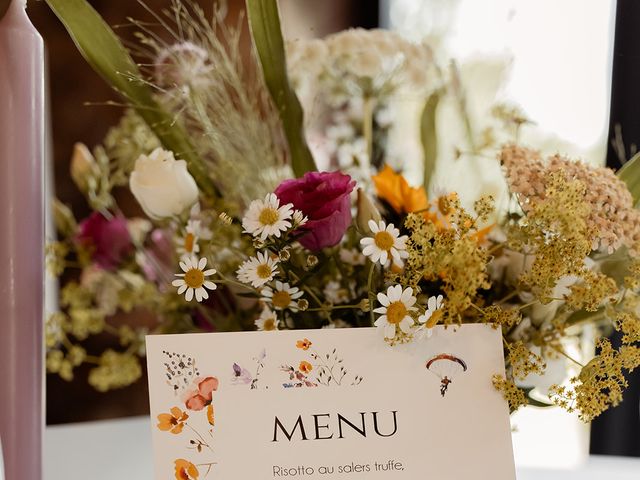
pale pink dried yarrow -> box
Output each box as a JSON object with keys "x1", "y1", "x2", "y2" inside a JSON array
[{"x1": 500, "y1": 144, "x2": 640, "y2": 253}]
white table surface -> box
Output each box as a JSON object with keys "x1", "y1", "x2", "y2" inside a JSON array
[{"x1": 44, "y1": 416, "x2": 640, "y2": 479}]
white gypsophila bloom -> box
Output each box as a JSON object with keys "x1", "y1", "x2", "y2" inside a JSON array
[
  {"x1": 242, "y1": 193, "x2": 294, "y2": 241},
  {"x1": 261, "y1": 281, "x2": 303, "y2": 312},
  {"x1": 172, "y1": 256, "x2": 217, "y2": 302},
  {"x1": 254, "y1": 306, "x2": 280, "y2": 331},
  {"x1": 339, "y1": 248, "x2": 367, "y2": 266},
  {"x1": 360, "y1": 220, "x2": 409, "y2": 267},
  {"x1": 373, "y1": 285, "x2": 417, "y2": 340},
  {"x1": 237, "y1": 251, "x2": 279, "y2": 288},
  {"x1": 129, "y1": 148, "x2": 199, "y2": 220},
  {"x1": 323, "y1": 281, "x2": 351, "y2": 305}
]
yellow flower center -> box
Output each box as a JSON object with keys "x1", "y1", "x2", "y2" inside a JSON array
[
  {"x1": 263, "y1": 317, "x2": 276, "y2": 331},
  {"x1": 386, "y1": 301, "x2": 407, "y2": 324},
  {"x1": 259, "y1": 207, "x2": 279, "y2": 226},
  {"x1": 425, "y1": 309, "x2": 443, "y2": 328},
  {"x1": 183, "y1": 232, "x2": 195, "y2": 253},
  {"x1": 374, "y1": 231, "x2": 394, "y2": 251},
  {"x1": 272, "y1": 290, "x2": 292, "y2": 309},
  {"x1": 184, "y1": 268, "x2": 205, "y2": 289},
  {"x1": 256, "y1": 263, "x2": 273, "y2": 279}
]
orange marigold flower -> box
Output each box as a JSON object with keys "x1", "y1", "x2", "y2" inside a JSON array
[
  {"x1": 207, "y1": 404, "x2": 215, "y2": 426},
  {"x1": 174, "y1": 459, "x2": 199, "y2": 480},
  {"x1": 373, "y1": 165, "x2": 428, "y2": 214},
  {"x1": 299, "y1": 361, "x2": 313, "y2": 374},
  {"x1": 296, "y1": 338, "x2": 312, "y2": 350},
  {"x1": 157, "y1": 407, "x2": 189, "y2": 434}
]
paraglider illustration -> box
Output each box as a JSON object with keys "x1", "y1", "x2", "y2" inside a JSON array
[{"x1": 425, "y1": 353, "x2": 468, "y2": 397}]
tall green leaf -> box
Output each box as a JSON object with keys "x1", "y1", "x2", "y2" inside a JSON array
[
  {"x1": 421, "y1": 91, "x2": 441, "y2": 192},
  {"x1": 617, "y1": 151, "x2": 640, "y2": 208},
  {"x1": 44, "y1": 0, "x2": 218, "y2": 198},
  {"x1": 246, "y1": 0, "x2": 317, "y2": 177}
]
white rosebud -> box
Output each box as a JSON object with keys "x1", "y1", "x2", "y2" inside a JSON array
[{"x1": 129, "y1": 148, "x2": 199, "y2": 219}]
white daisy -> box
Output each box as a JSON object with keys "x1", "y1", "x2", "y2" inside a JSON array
[
  {"x1": 373, "y1": 285, "x2": 417, "y2": 339},
  {"x1": 418, "y1": 294, "x2": 444, "y2": 326},
  {"x1": 254, "y1": 306, "x2": 280, "y2": 331},
  {"x1": 172, "y1": 256, "x2": 217, "y2": 302},
  {"x1": 242, "y1": 193, "x2": 294, "y2": 240},
  {"x1": 360, "y1": 220, "x2": 409, "y2": 267},
  {"x1": 261, "y1": 281, "x2": 304, "y2": 311},
  {"x1": 176, "y1": 223, "x2": 200, "y2": 259},
  {"x1": 237, "y1": 251, "x2": 279, "y2": 288}
]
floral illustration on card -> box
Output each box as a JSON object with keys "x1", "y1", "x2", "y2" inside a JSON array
[
  {"x1": 158, "y1": 351, "x2": 217, "y2": 478},
  {"x1": 230, "y1": 348, "x2": 266, "y2": 389},
  {"x1": 281, "y1": 338, "x2": 363, "y2": 388},
  {"x1": 425, "y1": 353, "x2": 468, "y2": 397}
]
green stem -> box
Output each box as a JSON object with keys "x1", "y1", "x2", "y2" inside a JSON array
[
  {"x1": 367, "y1": 263, "x2": 377, "y2": 326},
  {"x1": 245, "y1": 0, "x2": 317, "y2": 177},
  {"x1": 363, "y1": 95, "x2": 375, "y2": 163}
]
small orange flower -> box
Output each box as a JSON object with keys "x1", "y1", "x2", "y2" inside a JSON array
[
  {"x1": 174, "y1": 459, "x2": 199, "y2": 480},
  {"x1": 206, "y1": 404, "x2": 215, "y2": 426},
  {"x1": 299, "y1": 361, "x2": 313, "y2": 374},
  {"x1": 157, "y1": 407, "x2": 189, "y2": 434},
  {"x1": 471, "y1": 223, "x2": 495, "y2": 244},
  {"x1": 373, "y1": 165, "x2": 428, "y2": 214},
  {"x1": 296, "y1": 338, "x2": 312, "y2": 350}
]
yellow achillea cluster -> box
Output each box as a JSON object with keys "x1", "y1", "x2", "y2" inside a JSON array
[
  {"x1": 506, "y1": 341, "x2": 546, "y2": 380},
  {"x1": 549, "y1": 339, "x2": 640, "y2": 421},
  {"x1": 566, "y1": 270, "x2": 618, "y2": 312},
  {"x1": 88, "y1": 349, "x2": 143, "y2": 392},
  {"x1": 400, "y1": 196, "x2": 491, "y2": 325},
  {"x1": 510, "y1": 171, "x2": 593, "y2": 303},
  {"x1": 492, "y1": 374, "x2": 528, "y2": 413},
  {"x1": 484, "y1": 305, "x2": 521, "y2": 329}
]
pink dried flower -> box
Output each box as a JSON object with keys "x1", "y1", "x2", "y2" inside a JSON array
[
  {"x1": 76, "y1": 213, "x2": 133, "y2": 270},
  {"x1": 500, "y1": 145, "x2": 640, "y2": 253}
]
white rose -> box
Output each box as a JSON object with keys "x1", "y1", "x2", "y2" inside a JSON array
[{"x1": 129, "y1": 148, "x2": 199, "y2": 219}]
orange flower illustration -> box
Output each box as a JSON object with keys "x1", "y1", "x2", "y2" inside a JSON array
[
  {"x1": 296, "y1": 338, "x2": 312, "y2": 350},
  {"x1": 373, "y1": 165, "x2": 428, "y2": 214},
  {"x1": 174, "y1": 459, "x2": 199, "y2": 480},
  {"x1": 184, "y1": 376, "x2": 219, "y2": 411},
  {"x1": 206, "y1": 404, "x2": 215, "y2": 426},
  {"x1": 157, "y1": 407, "x2": 189, "y2": 434},
  {"x1": 299, "y1": 361, "x2": 313, "y2": 374}
]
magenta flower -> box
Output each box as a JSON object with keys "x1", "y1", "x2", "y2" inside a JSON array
[
  {"x1": 275, "y1": 171, "x2": 356, "y2": 251},
  {"x1": 76, "y1": 212, "x2": 133, "y2": 270}
]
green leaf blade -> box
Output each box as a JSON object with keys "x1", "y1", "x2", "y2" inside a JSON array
[
  {"x1": 246, "y1": 0, "x2": 317, "y2": 177},
  {"x1": 617, "y1": 151, "x2": 640, "y2": 208},
  {"x1": 421, "y1": 91, "x2": 441, "y2": 192}
]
